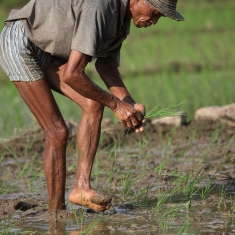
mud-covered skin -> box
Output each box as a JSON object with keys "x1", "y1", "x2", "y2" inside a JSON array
[{"x1": 68, "y1": 188, "x2": 112, "y2": 212}]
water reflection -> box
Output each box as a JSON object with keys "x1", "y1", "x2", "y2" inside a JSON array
[
  {"x1": 49, "y1": 220, "x2": 66, "y2": 235},
  {"x1": 48, "y1": 219, "x2": 108, "y2": 235}
]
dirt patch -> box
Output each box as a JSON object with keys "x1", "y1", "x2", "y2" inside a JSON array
[{"x1": 1, "y1": 119, "x2": 235, "y2": 234}]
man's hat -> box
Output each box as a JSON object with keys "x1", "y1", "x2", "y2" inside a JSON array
[{"x1": 145, "y1": 0, "x2": 184, "y2": 21}]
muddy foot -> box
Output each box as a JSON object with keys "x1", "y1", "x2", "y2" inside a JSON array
[{"x1": 68, "y1": 188, "x2": 112, "y2": 212}]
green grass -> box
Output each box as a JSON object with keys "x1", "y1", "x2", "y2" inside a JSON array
[
  {"x1": 2, "y1": 69, "x2": 234, "y2": 139},
  {"x1": 1, "y1": 0, "x2": 235, "y2": 139}
]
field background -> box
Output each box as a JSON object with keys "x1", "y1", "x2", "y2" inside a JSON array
[{"x1": 0, "y1": 0, "x2": 235, "y2": 140}]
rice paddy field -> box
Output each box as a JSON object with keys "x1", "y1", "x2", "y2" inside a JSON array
[{"x1": 1, "y1": 0, "x2": 235, "y2": 234}]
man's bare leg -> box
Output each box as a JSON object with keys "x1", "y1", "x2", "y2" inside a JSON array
[
  {"x1": 68, "y1": 101, "x2": 112, "y2": 212},
  {"x1": 14, "y1": 79, "x2": 68, "y2": 210},
  {"x1": 45, "y1": 64, "x2": 112, "y2": 212}
]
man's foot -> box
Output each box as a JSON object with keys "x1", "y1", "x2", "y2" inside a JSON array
[{"x1": 68, "y1": 188, "x2": 112, "y2": 212}]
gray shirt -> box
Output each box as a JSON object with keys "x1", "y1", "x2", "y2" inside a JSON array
[{"x1": 5, "y1": 0, "x2": 130, "y2": 67}]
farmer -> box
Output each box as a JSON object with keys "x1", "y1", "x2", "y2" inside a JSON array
[{"x1": 0, "y1": 0, "x2": 184, "y2": 212}]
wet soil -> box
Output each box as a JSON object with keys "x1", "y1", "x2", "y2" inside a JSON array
[{"x1": 1, "y1": 119, "x2": 235, "y2": 234}]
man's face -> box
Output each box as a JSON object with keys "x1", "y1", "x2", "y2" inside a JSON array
[{"x1": 131, "y1": 0, "x2": 164, "y2": 28}]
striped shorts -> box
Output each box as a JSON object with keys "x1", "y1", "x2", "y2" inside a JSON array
[{"x1": 0, "y1": 20, "x2": 67, "y2": 82}]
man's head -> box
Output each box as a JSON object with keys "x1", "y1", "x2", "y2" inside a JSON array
[{"x1": 128, "y1": 0, "x2": 184, "y2": 28}]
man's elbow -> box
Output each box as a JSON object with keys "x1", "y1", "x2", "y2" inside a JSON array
[
  {"x1": 62, "y1": 72, "x2": 80, "y2": 87},
  {"x1": 61, "y1": 72, "x2": 72, "y2": 86}
]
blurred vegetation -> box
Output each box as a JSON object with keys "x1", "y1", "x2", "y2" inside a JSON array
[
  {"x1": 0, "y1": 0, "x2": 235, "y2": 139},
  {"x1": 0, "y1": 0, "x2": 29, "y2": 9}
]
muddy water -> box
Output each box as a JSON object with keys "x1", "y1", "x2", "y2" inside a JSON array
[
  {"x1": 1, "y1": 120, "x2": 235, "y2": 234},
  {"x1": 3, "y1": 188, "x2": 235, "y2": 234}
]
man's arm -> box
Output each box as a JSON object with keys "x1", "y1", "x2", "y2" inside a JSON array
[
  {"x1": 62, "y1": 50, "x2": 144, "y2": 130},
  {"x1": 95, "y1": 58, "x2": 146, "y2": 132},
  {"x1": 63, "y1": 50, "x2": 118, "y2": 110},
  {"x1": 95, "y1": 58, "x2": 135, "y2": 104}
]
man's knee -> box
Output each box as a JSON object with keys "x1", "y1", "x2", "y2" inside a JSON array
[
  {"x1": 82, "y1": 99, "x2": 104, "y2": 118},
  {"x1": 45, "y1": 118, "x2": 69, "y2": 146}
]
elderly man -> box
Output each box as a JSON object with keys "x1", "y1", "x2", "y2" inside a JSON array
[{"x1": 0, "y1": 0, "x2": 184, "y2": 212}]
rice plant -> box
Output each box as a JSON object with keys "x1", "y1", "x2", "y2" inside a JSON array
[
  {"x1": 177, "y1": 216, "x2": 192, "y2": 235},
  {"x1": 0, "y1": 218, "x2": 18, "y2": 235},
  {"x1": 218, "y1": 185, "x2": 228, "y2": 210},
  {"x1": 131, "y1": 184, "x2": 158, "y2": 207},
  {"x1": 120, "y1": 169, "x2": 136, "y2": 200},
  {"x1": 200, "y1": 175, "x2": 216, "y2": 200},
  {"x1": 108, "y1": 145, "x2": 117, "y2": 186},
  {"x1": 145, "y1": 102, "x2": 185, "y2": 119},
  {"x1": 154, "y1": 186, "x2": 179, "y2": 214}
]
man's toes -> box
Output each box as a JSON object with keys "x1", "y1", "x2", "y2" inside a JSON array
[{"x1": 90, "y1": 195, "x2": 112, "y2": 206}]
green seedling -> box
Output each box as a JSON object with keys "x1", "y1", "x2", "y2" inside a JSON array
[
  {"x1": 161, "y1": 143, "x2": 172, "y2": 160},
  {"x1": 189, "y1": 127, "x2": 198, "y2": 143},
  {"x1": 92, "y1": 156, "x2": 105, "y2": 186},
  {"x1": 72, "y1": 205, "x2": 85, "y2": 231},
  {"x1": 108, "y1": 145, "x2": 117, "y2": 185},
  {"x1": 209, "y1": 124, "x2": 225, "y2": 145},
  {"x1": 160, "y1": 203, "x2": 184, "y2": 219},
  {"x1": 27, "y1": 169, "x2": 43, "y2": 192},
  {"x1": 24, "y1": 140, "x2": 34, "y2": 157},
  {"x1": 120, "y1": 170, "x2": 136, "y2": 199},
  {"x1": 0, "y1": 219, "x2": 15, "y2": 234},
  {"x1": 0, "y1": 180, "x2": 17, "y2": 195},
  {"x1": 226, "y1": 135, "x2": 235, "y2": 149},
  {"x1": 185, "y1": 169, "x2": 204, "y2": 200},
  {"x1": 155, "y1": 190, "x2": 170, "y2": 213},
  {"x1": 17, "y1": 161, "x2": 30, "y2": 178},
  {"x1": 174, "y1": 145, "x2": 191, "y2": 160},
  {"x1": 137, "y1": 140, "x2": 143, "y2": 157},
  {"x1": 71, "y1": 205, "x2": 100, "y2": 235},
  {"x1": 82, "y1": 220, "x2": 101, "y2": 235},
  {"x1": 145, "y1": 102, "x2": 185, "y2": 119},
  {"x1": 219, "y1": 135, "x2": 235, "y2": 170},
  {"x1": 66, "y1": 140, "x2": 76, "y2": 154},
  {"x1": 107, "y1": 143, "x2": 117, "y2": 161},
  {"x1": 159, "y1": 127, "x2": 177, "y2": 158},
  {"x1": 68, "y1": 162, "x2": 77, "y2": 172},
  {"x1": 17, "y1": 154, "x2": 36, "y2": 179},
  {"x1": 144, "y1": 148, "x2": 152, "y2": 164},
  {"x1": 200, "y1": 174, "x2": 216, "y2": 200},
  {"x1": 230, "y1": 194, "x2": 235, "y2": 211},
  {"x1": 131, "y1": 184, "x2": 157, "y2": 207},
  {"x1": 154, "y1": 186, "x2": 179, "y2": 213},
  {"x1": 199, "y1": 147, "x2": 211, "y2": 164},
  {"x1": 159, "y1": 220, "x2": 169, "y2": 234},
  {"x1": 3, "y1": 144, "x2": 21, "y2": 171},
  {"x1": 154, "y1": 160, "x2": 167, "y2": 175},
  {"x1": 0, "y1": 153, "x2": 4, "y2": 165},
  {"x1": 218, "y1": 185, "x2": 228, "y2": 210},
  {"x1": 177, "y1": 216, "x2": 191, "y2": 235},
  {"x1": 157, "y1": 201, "x2": 186, "y2": 234}
]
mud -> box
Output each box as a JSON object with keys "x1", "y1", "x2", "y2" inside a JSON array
[{"x1": 1, "y1": 119, "x2": 235, "y2": 234}]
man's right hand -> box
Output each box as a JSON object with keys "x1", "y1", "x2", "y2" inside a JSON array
[{"x1": 113, "y1": 101, "x2": 144, "y2": 131}]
